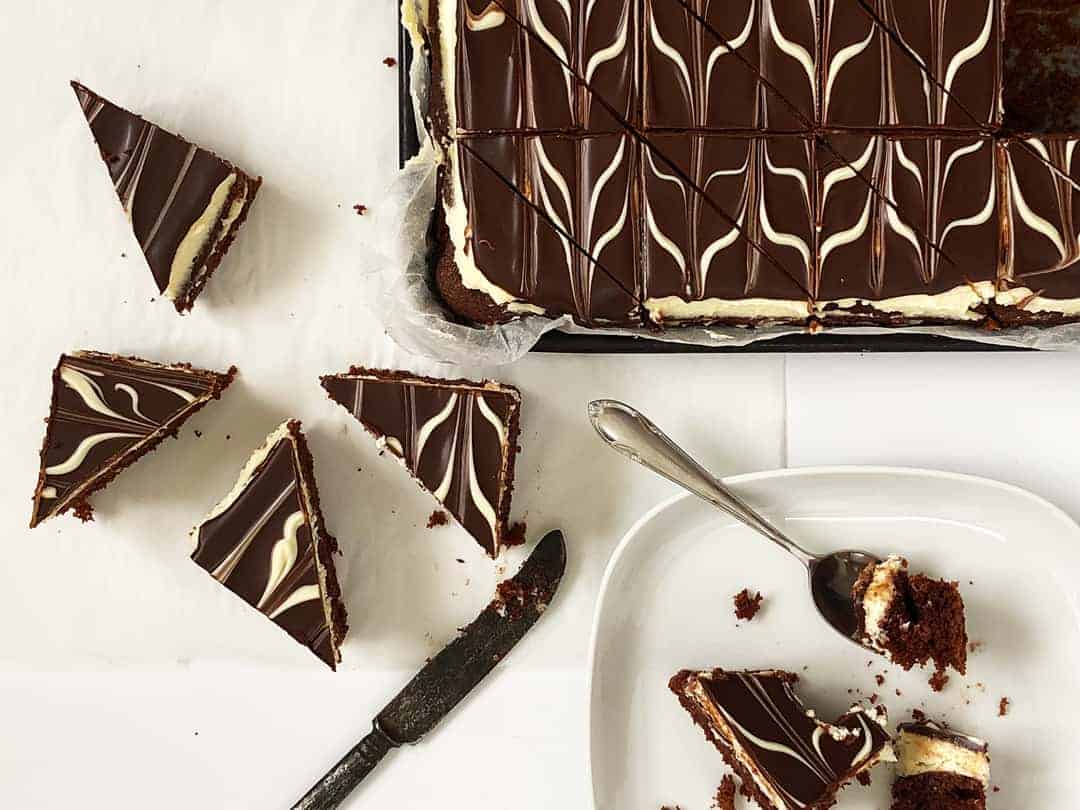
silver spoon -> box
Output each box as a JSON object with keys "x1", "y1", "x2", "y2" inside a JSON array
[{"x1": 588, "y1": 399, "x2": 880, "y2": 646}]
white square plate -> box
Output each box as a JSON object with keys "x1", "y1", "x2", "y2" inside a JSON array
[{"x1": 587, "y1": 467, "x2": 1080, "y2": 809}]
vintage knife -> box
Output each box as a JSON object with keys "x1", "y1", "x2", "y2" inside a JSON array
[{"x1": 291, "y1": 529, "x2": 567, "y2": 810}]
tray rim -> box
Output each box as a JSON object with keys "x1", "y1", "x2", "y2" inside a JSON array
[{"x1": 583, "y1": 464, "x2": 1080, "y2": 808}]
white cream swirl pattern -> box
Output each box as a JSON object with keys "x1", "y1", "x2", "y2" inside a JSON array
[
  {"x1": 321, "y1": 372, "x2": 521, "y2": 557},
  {"x1": 642, "y1": 135, "x2": 813, "y2": 321},
  {"x1": 190, "y1": 424, "x2": 342, "y2": 669},
  {"x1": 32, "y1": 352, "x2": 224, "y2": 527},
  {"x1": 679, "y1": 670, "x2": 892, "y2": 809}
]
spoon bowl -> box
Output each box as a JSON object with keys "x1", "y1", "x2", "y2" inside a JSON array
[{"x1": 588, "y1": 399, "x2": 881, "y2": 648}]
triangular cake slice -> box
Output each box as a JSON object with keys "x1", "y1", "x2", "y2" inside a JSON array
[
  {"x1": 321, "y1": 367, "x2": 522, "y2": 558},
  {"x1": 71, "y1": 81, "x2": 262, "y2": 312},
  {"x1": 670, "y1": 668, "x2": 894, "y2": 810},
  {"x1": 31, "y1": 351, "x2": 236, "y2": 527},
  {"x1": 190, "y1": 421, "x2": 348, "y2": 670}
]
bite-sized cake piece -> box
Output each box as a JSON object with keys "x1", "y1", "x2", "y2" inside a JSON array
[
  {"x1": 891, "y1": 720, "x2": 990, "y2": 810},
  {"x1": 30, "y1": 351, "x2": 235, "y2": 527},
  {"x1": 670, "y1": 668, "x2": 894, "y2": 810},
  {"x1": 72, "y1": 81, "x2": 261, "y2": 312},
  {"x1": 852, "y1": 556, "x2": 968, "y2": 684},
  {"x1": 321, "y1": 368, "x2": 521, "y2": 558},
  {"x1": 995, "y1": 136, "x2": 1080, "y2": 324},
  {"x1": 190, "y1": 421, "x2": 348, "y2": 670},
  {"x1": 1003, "y1": 0, "x2": 1080, "y2": 132}
]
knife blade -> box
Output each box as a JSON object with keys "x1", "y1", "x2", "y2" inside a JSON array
[{"x1": 291, "y1": 529, "x2": 567, "y2": 810}]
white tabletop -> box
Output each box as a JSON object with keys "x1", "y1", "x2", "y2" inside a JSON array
[{"x1": 3, "y1": 2, "x2": 1079, "y2": 808}]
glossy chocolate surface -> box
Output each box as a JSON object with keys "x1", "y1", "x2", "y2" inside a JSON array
[
  {"x1": 456, "y1": 135, "x2": 641, "y2": 324},
  {"x1": 1001, "y1": 137, "x2": 1080, "y2": 299},
  {"x1": 322, "y1": 369, "x2": 520, "y2": 557},
  {"x1": 643, "y1": 134, "x2": 814, "y2": 302},
  {"x1": 436, "y1": 0, "x2": 1078, "y2": 326},
  {"x1": 674, "y1": 669, "x2": 891, "y2": 808},
  {"x1": 192, "y1": 423, "x2": 341, "y2": 669},
  {"x1": 32, "y1": 352, "x2": 232, "y2": 527},
  {"x1": 817, "y1": 134, "x2": 998, "y2": 301}
]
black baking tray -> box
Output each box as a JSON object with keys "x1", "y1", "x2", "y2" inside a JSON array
[{"x1": 396, "y1": 15, "x2": 1029, "y2": 354}]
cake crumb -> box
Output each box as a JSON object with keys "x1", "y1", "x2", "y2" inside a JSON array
[
  {"x1": 383, "y1": 56, "x2": 397, "y2": 67},
  {"x1": 733, "y1": 589, "x2": 763, "y2": 621},
  {"x1": 353, "y1": 203, "x2": 368, "y2": 216},
  {"x1": 193, "y1": 430, "x2": 202, "y2": 438},
  {"x1": 911, "y1": 708, "x2": 927, "y2": 722},
  {"x1": 998, "y1": 697, "x2": 1010, "y2": 717},
  {"x1": 427, "y1": 510, "x2": 448, "y2": 529},
  {"x1": 929, "y1": 670, "x2": 950, "y2": 692},
  {"x1": 712, "y1": 775, "x2": 737, "y2": 810},
  {"x1": 504, "y1": 520, "x2": 527, "y2": 547},
  {"x1": 875, "y1": 674, "x2": 885, "y2": 686},
  {"x1": 856, "y1": 771, "x2": 872, "y2": 787},
  {"x1": 968, "y1": 640, "x2": 984, "y2": 654}
]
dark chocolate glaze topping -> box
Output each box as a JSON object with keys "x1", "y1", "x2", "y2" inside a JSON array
[
  {"x1": 817, "y1": 133, "x2": 998, "y2": 301},
  {"x1": 31, "y1": 351, "x2": 232, "y2": 527},
  {"x1": 192, "y1": 424, "x2": 340, "y2": 669},
  {"x1": 897, "y1": 720, "x2": 989, "y2": 755},
  {"x1": 72, "y1": 82, "x2": 257, "y2": 311},
  {"x1": 824, "y1": 0, "x2": 1002, "y2": 129},
  {"x1": 321, "y1": 370, "x2": 521, "y2": 557},
  {"x1": 437, "y1": 0, "x2": 1080, "y2": 324},
  {"x1": 680, "y1": 669, "x2": 891, "y2": 807},
  {"x1": 1000, "y1": 136, "x2": 1080, "y2": 298}
]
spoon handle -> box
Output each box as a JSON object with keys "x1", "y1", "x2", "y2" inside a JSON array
[{"x1": 588, "y1": 399, "x2": 814, "y2": 566}]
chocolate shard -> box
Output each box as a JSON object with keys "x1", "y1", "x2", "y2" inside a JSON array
[
  {"x1": 30, "y1": 351, "x2": 236, "y2": 528},
  {"x1": 321, "y1": 368, "x2": 521, "y2": 558},
  {"x1": 891, "y1": 720, "x2": 990, "y2": 810},
  {"x1": 670, "y1": 668, "x2": 894, "y2": 810},
  {"x1": 995, "y1": 135, "x2": 1080, "y2": 323},
  {"x1": 191, "y1": 421, "x2": 348, "y2": 670},
  {"x1": 71, "y1": 81, "x2": 262, "y2": 312}
]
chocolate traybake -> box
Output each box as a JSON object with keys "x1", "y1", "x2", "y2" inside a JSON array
[
  {"x1": 852, "y1": 555, "x2": 968, "y2": 686},
  {"x1": 891, "y1": 720, "x2": 990, "y2": 810},
  {"x1": 321, "y1": 367, "x2": 522, "y2": 558},
  {"x1": 191, "y1": 421, "x2": 348, "y2": 670},
  {"x1": 424, "y1": 0, "x2": 1080, "y2": 330},
  {"x1": 670, "y1": 668, "x2": 893, "y2": 810},
  {"x1": 72, "y1": 82, "x2": 261, "y2": 312},
  {"x1": 30, "y1": 351, "x2": 235, "y2": 527}
]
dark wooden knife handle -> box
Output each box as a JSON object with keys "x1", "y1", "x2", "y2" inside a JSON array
[{"x1": 291, "y1": 723, "x2": 398, "y2": 810}]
